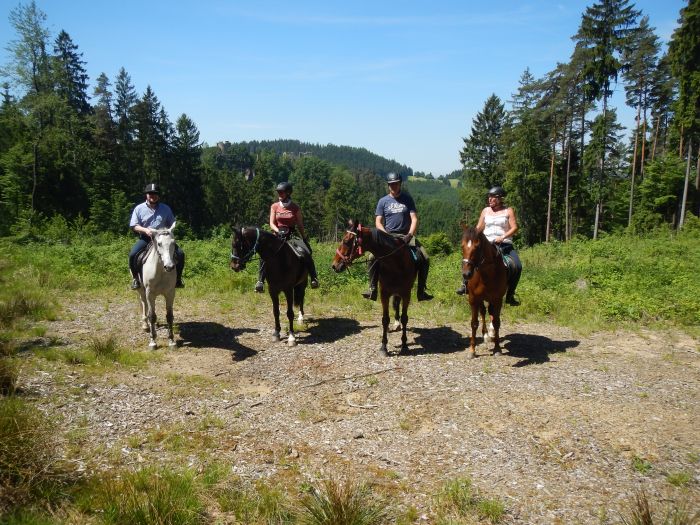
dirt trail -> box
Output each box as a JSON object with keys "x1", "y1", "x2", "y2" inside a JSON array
[{"x1": 26, "y1": 294, "x2": 700, "y2": 524}]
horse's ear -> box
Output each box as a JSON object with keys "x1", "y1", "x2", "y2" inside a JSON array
[
  {"x1": 169, "y1": 221, "x2": 177, "y2": 233},
  {"x1": 459, "y1": 220, "x2": 468, "y2": 230},
  {"x1": 346, "y1": 219, "x2": 355, "y2": 230}
]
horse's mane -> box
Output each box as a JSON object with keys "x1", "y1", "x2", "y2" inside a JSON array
[{"x1": 369, "y1": 228, "x2": 402, "y2": 250}]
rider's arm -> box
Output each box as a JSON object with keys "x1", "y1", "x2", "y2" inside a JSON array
[
  {"x1": 406, "y1": 211, "x2": 418, "y2": 240},
  {"x1": 269, "y1": 205, "x2": 278, "y2": 233},
  {"x1": 132, "y1": 224, "x2": 153, "y2": 237},
  {"x1": 375, "y1": 215, "x2": 386, "y2": 233},
  {"x1": 296, "y1": 209, "x2": 307, "y2": 239},
  {"x1": 476, "y1": 208, "x2": 487, "y2": 233},
  {"x1": 502, "y1": 208, "x2": 519, "y2": 240}
]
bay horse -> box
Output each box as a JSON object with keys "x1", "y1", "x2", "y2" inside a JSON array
[
  {"x1": 332, "y1": 219, "x2": 417, "y2": 356},
  {"x1": 230, "y1": 227, "x2": 307, "y2": 346},
  {"x1": 461, "y1": 225, "x2": 508, "y2": 358},
  {"x1": 136, "y1": 224, "x2": 178, "y2": 348}
]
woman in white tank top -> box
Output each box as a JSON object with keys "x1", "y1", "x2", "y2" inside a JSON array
[{"x1": 456, "y1": 186, "x2": 522, "y2": 305}]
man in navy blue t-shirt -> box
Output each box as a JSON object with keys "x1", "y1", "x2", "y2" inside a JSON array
[{"x1": 362, "y1": 172, "x2": 433, "y2": 301}]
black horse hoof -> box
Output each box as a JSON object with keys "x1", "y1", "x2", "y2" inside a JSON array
[
  {"x1": 378, "y1": 345, "x2": 389, "y2": 357},
  {"x1": 493, "y1": 350, "x2": 502, "y2": 357}
]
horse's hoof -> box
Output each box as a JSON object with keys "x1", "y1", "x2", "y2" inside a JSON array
[
  {"x1": 168, "y1": 340, "x2": 177, "y2": 347},
  {"x1": 493, "y1": 350, "x2": 501, "y2": 357},
  {"x1": 392, "y1": 321, "x2": 401, "y2": 332},
  {"x1": 142, "y1": 324, "x2": 149, "y2": 332},
  {"x1": 400, "y1": 345, "x2": 409, "y2": 355},
  {"x1": 272, "y1": 332, "x2": 281, "y2": 342},
  {"x1": 468, "y1": 351, "x2": 475, "y2": 359},
  {"x1": 148, "y1": 341, "x2": 157, "y2": 349},
  {"x1": 378, "y1": 345, "x2": 389, "y2": 357}
]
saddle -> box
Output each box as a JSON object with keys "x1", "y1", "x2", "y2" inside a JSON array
[
  {"x1": 495, "y1": 244, "x2": 517, "y2": 279},
  {"x1": 286, "y1": 238, "x2": 310, "y2": 259},
  {"x1": 135, "y1": 242, "x2": 180, "y2": 276}
]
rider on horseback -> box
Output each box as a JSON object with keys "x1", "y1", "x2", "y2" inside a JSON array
[
  {"x1": 362, "y1": 172, "x2": 433, "y2": 302},
  {"x1": 457, "y1": 186, "x2": 522, "y2": 305},
  {"x1": 128, "y1": 183, "x2": 185, "y2": 290},
  {"x1": 254, "y1": 181, "x2": 320, "y2": 293}
]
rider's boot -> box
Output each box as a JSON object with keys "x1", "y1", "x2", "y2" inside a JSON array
[
  {"x1": 417, "y1": 260, "x2": 433, "y2": 302},
  {"x1": 255, "y1": 261, "x2": 266, "y2": 293},
  {"x1": 455, "y1": 278, "x2": 467, "y2": 296},
  {"x1": 131, "y1": 277, "x2": 141, "y2": 290}
]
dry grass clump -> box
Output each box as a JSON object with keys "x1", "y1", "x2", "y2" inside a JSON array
[
  {"x1": 619, "y1": 490, "x2": 700, "y2": 525},
  {"x1": 434, "y1": 477, "x2": 506, "y2": 524},
  {"x1": 298, "y1": 477, "x2": 387, "y2": 525}
]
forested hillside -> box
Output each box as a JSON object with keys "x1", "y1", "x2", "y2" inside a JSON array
[{"x1": 0, "y1": 0, "x2": 697, "y2": 245}]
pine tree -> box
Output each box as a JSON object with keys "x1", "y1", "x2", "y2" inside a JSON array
[
  {"x1": 52, "y1": 30, "x2": 90, "y2": 116},
  {"x1": 460, "y1": 94, "x2": 509, "y2": 189}
]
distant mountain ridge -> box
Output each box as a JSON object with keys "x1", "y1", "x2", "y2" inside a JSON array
[{"x1": 224, "y1": 139, "x2": 414, "y2": 179}]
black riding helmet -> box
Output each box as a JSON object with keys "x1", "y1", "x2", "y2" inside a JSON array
[
  {"x1": 386, "y1": 172, "x2": 402, "y2": 184},
  {"x1": 276, "y1": 181, "x2": 293, "y2": 194},
  {"x1": 488, "y1": 186, "x2": 506, "y2": 197},
  {"x1": 144, "y1": 183, "x2": 160, "y2": 194}
]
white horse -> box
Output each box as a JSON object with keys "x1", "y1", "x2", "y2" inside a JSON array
[{"x1": 136, "y1": 224, "x2": 178, "y2": 348}]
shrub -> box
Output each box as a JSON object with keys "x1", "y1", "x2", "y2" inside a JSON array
[{"x1": 423, "y1": 232, "x2": 453, "y2": 256}]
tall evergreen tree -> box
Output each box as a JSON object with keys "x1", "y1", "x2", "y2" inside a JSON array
[
  {"x1": 460, "y1": 94, "x2": 509, "y2": 189},
  {"x1": 170, "y1": 114, "x2": 204, "y2": 233},
  {"x1": 52, "y1": 29, "x2": 90, "y2": 116}
]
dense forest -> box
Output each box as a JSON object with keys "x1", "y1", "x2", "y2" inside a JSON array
[{"x1": 0, "y1": 0, "x2": 698, "y2": 245}]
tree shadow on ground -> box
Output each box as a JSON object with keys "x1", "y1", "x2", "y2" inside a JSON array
[
  {"x1": 177, "y1": 322, "x2": 258, "y2": 361},
  {"x1": 503, "y1": 333, "x2": 580, "y2": 366},
  {"x1": 302, "y1": 317, "x2": 363, "y2": 344},
  {"x1": 402, "y1": 326, "x2": 466, "y2": 356}
]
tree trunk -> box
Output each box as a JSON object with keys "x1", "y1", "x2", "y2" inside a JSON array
[
  {"x1": 679, "y1": 140, "x2": 692, "y2": 230},
  {"x1": 628, "y1": 103, "x2": 641, "y2": 227},
  {"x1": 651, "y1": 113, "x2": 660, "y2": 162},
  {"x1": 546, "y1": 124, "x2": 557, "y2": 243}
]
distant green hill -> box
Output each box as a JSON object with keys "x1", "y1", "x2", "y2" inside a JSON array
[{"x1": 228, "y1": 139, "x2": 413, "y2": 179}]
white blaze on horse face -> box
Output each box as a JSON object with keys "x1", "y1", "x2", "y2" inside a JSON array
[
  {"x1": 467, "y1": 240, "x2": 472, "y2": 248},
  {"x1": 158, "y1": 231, "x2": 177, "y2": 271}
]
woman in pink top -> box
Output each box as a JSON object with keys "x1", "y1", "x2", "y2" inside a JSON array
[
  {"x1": 255, "y1": 182, "x2": 319, "y2": 292},
  {"x1": 457, "y1": 186, "x2": 522, "y2": 305}
]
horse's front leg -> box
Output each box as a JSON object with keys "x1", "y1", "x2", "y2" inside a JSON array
[
  {"x1": 392, "y1": 295, "x2": 401, "y2": 331},
  {"x1": 284, "y1": 290, "x2": 296, "y2": 347},
  {"x1": 481, "y1": 303, "x2": 491, "y2": 342},
  {"x1": 147, "y1": 291, "x2": 158, "y2": 348},
  {"x1": 138, "y1": 289, "x2": 149, "y2": 331},
  {"x1": 379, "y1": 291, "x2": 390, "y2": 357},
  {"x1": 271, "y1": 293, "x2": 281, "y2": 342},
  {"x1": 165, "y1": 289, "x2": 176, "y2": 347},
  {"x1": 399, "y1": 296, "x2": 410, "y2": 355},
  {"x1": 468, "y1": 300, "x2": 480, "y2": 359},
  {"x1": 490, "y1": 302, "x2": 502, "y2": 356}
]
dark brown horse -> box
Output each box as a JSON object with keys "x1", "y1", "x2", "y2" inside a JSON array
[
  {"x1": 332, "y1": 219, "x2": 417, "y2": 356},
  {"x1": 461, "y1": 225, "x2": 509, "y2": 358},
  {"x1": 230, "y1": 227, "x2": 307, "y2": 346}
]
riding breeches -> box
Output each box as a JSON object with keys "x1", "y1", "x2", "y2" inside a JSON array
[{"x1": 129, "y1": 238, "x2": 185, "y2": 281}]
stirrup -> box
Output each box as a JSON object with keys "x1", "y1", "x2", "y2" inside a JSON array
[
  {"x1": 254, "y1": 281, "x2": 264, "y2": 293},
  {"x1": 176, "y1": 280, "x2": 185, "y2": 289},
  {"x1": 362, "y1": 288, "x2": 377, "y2": 301},
  {"x1": 455, "y1": 284, "x2": 466, "y2": 295},
  {"x1": 310, "y1": 278, "x2": 319, "y2": 289},
  {"x1": 417, "y1": 290, "x2": 433, "y2": 302},
  {"x1": 131, "y1": 278, "x2": 141, "y2": 290}
]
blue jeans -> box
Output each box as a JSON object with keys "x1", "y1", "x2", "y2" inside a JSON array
[{"x1": 129, "y1": 236, "x2": 185, "y2": 282}]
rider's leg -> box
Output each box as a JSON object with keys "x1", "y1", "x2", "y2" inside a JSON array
[
  {"x1": 456, "y1": 277, "x2": 467, "y2": 295},
  {"x1": 128, "y1": 239, "x2": 149, "y2": 289},
  {"x1": 416, "y1": 245, "x2": 433, "y2": 301},
  {"x1": 306, "y1": 254, "x2": 319, "y2": 288},
  {"x1": 255, "y1": 260, "x2": 266, "y2": 292},
  {"x1": 175, "y1": 244, "x2": 185, "y2": 288},
  {"x1": 504, "y1": 246, "x2": 522, "y2": 305},
  {"x1": 362, "y1": 254, "x2": 378, "y2": 300}
]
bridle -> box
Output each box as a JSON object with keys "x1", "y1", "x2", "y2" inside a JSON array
[
  {"x1": 153, "y1": 230, "x2": 175, "y2": 266},
  {"x1": 335, "y1": 226, "x2": 362, "y2": 267},
  {"x1": 230, "y1": 227, "x2": 260, "y2": 265},
  {"x1": 462, "y1": 238, "x2": 486, "y2": 272}
]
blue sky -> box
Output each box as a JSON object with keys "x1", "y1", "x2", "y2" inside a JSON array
[{"x1": 0, "y1": 0, "x2": 686, "y2": 175}]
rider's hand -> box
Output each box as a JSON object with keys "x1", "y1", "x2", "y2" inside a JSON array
[{"x1": 403, "y1": 233, "x2": 413, "y2": 244}]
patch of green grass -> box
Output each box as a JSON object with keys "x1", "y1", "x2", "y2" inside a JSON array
[
  {"x1": 214, "y1": 476, "x2": 293, "y2": 523},
  {"x1": 632, "y1": 456, "x2": 653, "y2": 475},
  {"x1": 83, "y1": 467, "x2": 206, "y2": 524},
  {"x1": 619, "y1": 490, "x2": 700, "y2": 525},
  {"x1": 666, "y1": 471, "x2": 692, "y2": 487},
  {"x1": 434, "y1": 477, "x2": 506, "y2": 524}
]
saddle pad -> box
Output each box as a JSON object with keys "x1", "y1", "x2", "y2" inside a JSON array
[{"x1": 286, "y1": 239, "x2": 308, "y2": 259}]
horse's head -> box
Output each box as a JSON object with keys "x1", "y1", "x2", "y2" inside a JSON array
[
  {"x1": 154, "y1": 223, "x2": 177, "y2": 272},
  {"x1": 461, "y1": 225, "x2": 484, "y2": 281},
  {"x1": 331, "y1": 219, "x2": 362, "y2": 272},
  {"x1": 230, "y1": 227, "x2": 258, "y2": 272}
]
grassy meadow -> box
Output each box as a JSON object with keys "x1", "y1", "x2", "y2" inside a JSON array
[{"x1": 1, "y1": 226, "x2": 699, "y2": 523}]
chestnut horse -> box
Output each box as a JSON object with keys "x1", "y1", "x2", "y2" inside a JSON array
[
  {"x1": 461, "y1": 225, "x2": 509, "y2": 358},
  {"x1": 230, "y1": 227, "x2": 307, "y2": 346},
  {"x1": 332, "y1": 220, "x2": 417, "y2": 356}
]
